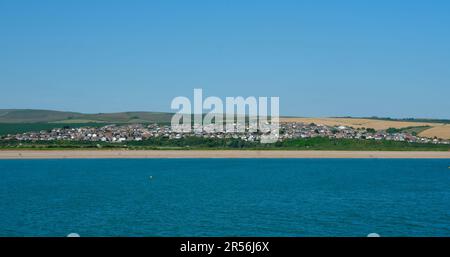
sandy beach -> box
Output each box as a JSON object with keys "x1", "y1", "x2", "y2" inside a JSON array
[{"x1": 0, "y1": 150, "x2": 449, "y2": 159}]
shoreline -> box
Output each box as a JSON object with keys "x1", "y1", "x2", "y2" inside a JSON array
[{"x1": 0, "y1": 150, "x2": 449, "y2": 159}]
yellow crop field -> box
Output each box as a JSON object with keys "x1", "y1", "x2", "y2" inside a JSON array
[{"x1": 418, "y1": 125, "x2": 450, "y2": 139}]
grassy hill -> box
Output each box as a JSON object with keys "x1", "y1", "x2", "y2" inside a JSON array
[
  {"x1": 0, "y1": 109, "x2": 82, "y2": 123},
  {"x1": 0, "y1": 109, "x2": 173, "y2": 124}
]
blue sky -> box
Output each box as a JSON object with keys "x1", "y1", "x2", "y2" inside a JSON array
[{"x1": 1, "y1": 0, "x2": 449, "y2": 118}]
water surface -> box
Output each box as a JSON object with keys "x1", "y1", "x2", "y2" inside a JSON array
[{"x1": 0, "y1": 159, "x2": 449, "y2": 236}]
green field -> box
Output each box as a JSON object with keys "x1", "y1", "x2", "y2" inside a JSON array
[
  {"x1": 1, "y1": 137, "x2": 448, "y2": 151},
  {"x1": 385, "y1": 126, "x2": 432, "y2": 135}
]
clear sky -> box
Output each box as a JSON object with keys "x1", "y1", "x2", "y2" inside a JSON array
[{"x1": 1, "y1": 0, "x2": 449, "y2": 118}]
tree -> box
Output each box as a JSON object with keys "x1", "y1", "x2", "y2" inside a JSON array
[{"x1": 386, "y1": 128, "x2": 399, "y2": 134}]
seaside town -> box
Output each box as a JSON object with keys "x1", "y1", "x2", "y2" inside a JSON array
[{"x1": 1, "y1": 122, "x2": 449, "y2": 145}]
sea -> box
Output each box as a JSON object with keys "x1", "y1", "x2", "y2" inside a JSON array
[{"x1": 0, "y1": 158, "x2": 449, "y2": 237}]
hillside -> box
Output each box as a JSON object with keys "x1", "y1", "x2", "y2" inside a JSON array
[{"x1": 0, "y1": 109, "x2": 173, "y2": 124}]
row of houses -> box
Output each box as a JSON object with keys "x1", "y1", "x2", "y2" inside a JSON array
[
  {"x1": 1, "y1": 122, "x2": 449, "y2": 145},
  {"x1": 281, "y1": 123, "x2": 448, "y2": 144}
]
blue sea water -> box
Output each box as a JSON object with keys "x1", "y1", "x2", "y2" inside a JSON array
[{"x1": 0, "y1": 159, "x2": 450, "y2": 237}]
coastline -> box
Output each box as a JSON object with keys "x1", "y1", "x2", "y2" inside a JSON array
[{"x1": 0, "y1": 150, "x2": 449, "y2": 159}]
